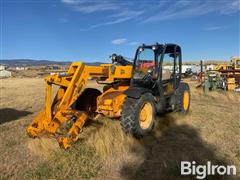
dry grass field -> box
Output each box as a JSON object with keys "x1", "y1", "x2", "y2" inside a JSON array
[{"x1": 0, "y1": 77, "x2": 239, "y2": 179}]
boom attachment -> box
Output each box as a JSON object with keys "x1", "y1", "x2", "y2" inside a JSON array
[{"x1": 27, "y1": 62, "x2": 132, "y2": 148}]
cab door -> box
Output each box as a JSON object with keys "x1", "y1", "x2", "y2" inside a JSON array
[{"x1": 160, "y1": 46, "x2": 175, "y2": 95}]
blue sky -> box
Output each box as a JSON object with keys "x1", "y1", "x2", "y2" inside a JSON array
[{"x1": 1, "y1": 0, "x2": 240, "y2": 62}]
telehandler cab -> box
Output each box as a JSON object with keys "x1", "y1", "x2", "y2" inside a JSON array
[{"x1": 27, "y1": 43, "x2": 190, "y2": 149}]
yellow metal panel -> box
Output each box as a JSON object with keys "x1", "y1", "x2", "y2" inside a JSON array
[
  {"x1": 104, "y1": 99, "x2": 113, "y2": 105},
  {"x1": 45, "y1": 82, "x2": 52, "y2": 122}
]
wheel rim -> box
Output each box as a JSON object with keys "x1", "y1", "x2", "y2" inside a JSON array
[
  {"x1": 139, "y1": 102, "x2": 153, "y2": 129},
  {"x1": 183, "y1": 91, "x2": 189, "y2": 111}
]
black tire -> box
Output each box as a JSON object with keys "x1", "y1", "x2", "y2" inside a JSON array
[
  {"x1": 120, "y1": 93, "x2": 156, "y2": 138},
  {"x1": 177, "y1": 82, "x2": 190, "y2": 115},
  {"x1": 75, "y1": 88, "x2": 102, "y2": 118}
]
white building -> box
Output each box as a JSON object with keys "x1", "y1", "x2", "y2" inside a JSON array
[
  {"x1": 0, "y1": 65, "x2": 6, "y2": 70},
  {"x1": 206, "y1": 64, "x2": 215, "y2": 71},
  {"x1": 164, "y1": 65, "x2": 202, "y2": 74},
  {"x1": 196, "y1": 65, "x2": 206, "y2": 73},
  {"x1": 0, "y1": 70, "x2": 12, "y2": 78},
  {"x1": 16, "y1": 67, "x2": 26, "y2": 70}
]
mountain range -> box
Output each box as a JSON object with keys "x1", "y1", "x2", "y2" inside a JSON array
[{"x1": 0, "y1": 59, "x2": 104, "y2": 67}]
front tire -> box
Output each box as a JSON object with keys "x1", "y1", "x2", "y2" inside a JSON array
[{"x1": 120, "y1": 93, "x2": 156, "y2": 138}]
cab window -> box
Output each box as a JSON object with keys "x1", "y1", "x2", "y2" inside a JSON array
[
  {"x1": 162, "y1": 53, "x2": 174, "y2": 80},
  {"x1": 134, "y1": 48, "x2": 156, "y2": 79}
]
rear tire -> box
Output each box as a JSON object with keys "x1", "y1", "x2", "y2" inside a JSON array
[
  {"x1": 177, "y1": 82, "x2": 190, "y2": 115},
  {"x1": 120, "y1": 93, "x2": 156, "y2": 138}
]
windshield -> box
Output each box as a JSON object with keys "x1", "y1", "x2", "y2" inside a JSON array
[{"x1": 133, "y1": 48, "x2": 156, "y2": 80}]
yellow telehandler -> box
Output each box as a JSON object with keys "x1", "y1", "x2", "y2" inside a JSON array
[{"x1": 27, "y1": 43, "x2": 191, "y2": 149}]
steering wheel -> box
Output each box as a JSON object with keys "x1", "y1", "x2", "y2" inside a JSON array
[
  {"x1": 142, "y1": 68, "x2": 155, "y2": 81},
  {"x1": 142, "y1": 73, "x2": 151, "y2": 81}
]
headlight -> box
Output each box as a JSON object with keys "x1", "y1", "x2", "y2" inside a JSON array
[{"x1": 152, "y1": 46, "x2": 157, "y2": 50}]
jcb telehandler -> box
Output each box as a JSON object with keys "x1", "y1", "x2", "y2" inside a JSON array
[{"x1": 27, "y1": 43, "x2": 190, "y2": 149}]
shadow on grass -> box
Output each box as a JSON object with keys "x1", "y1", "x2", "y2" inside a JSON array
[
  {"x1": 0, "y1": 108, "x2": 32, "y2": 124},
  {"x1": 121, "y1": 114, "x2": 235, "y2": 180}
]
